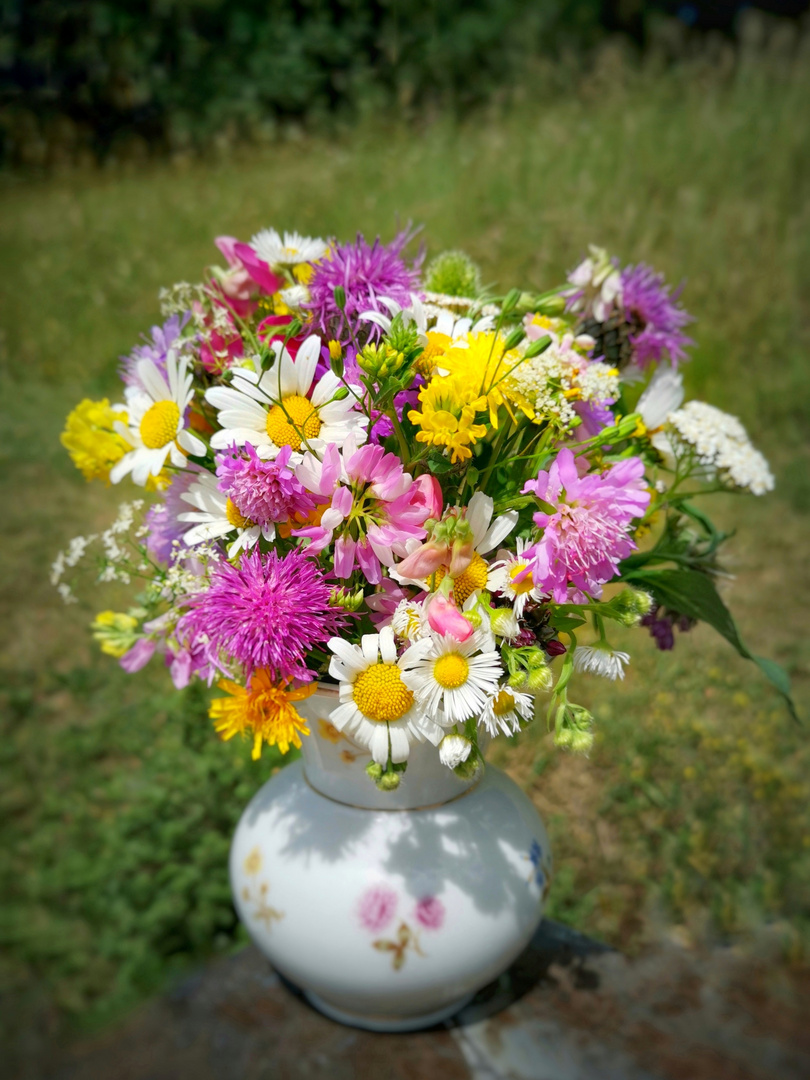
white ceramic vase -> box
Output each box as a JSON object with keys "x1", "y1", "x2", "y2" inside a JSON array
[{"x1": 230, "y1": 685, "x2": 552, "y2": 1031}]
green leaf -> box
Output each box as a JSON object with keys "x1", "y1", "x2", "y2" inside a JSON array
[
  {"x1": 624, "y1": 567, "x2": 798, "y2": 721},
  {"x1": 549, "y1": 613, "x2": 586, "y2": 632},
  {"x1": 427, "y1": 453, "x2": 454, "y2": 474}
]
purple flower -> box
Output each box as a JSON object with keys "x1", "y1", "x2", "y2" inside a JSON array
[
  {"x1": 641, "y1": 604, "x2": 696, "y2": 650},
  {"x1": 178, "y1": 548, "x2": 344, "y2": 681},
  {"x1": 521, "y1": 448, "x2": 651, "y2": 602},
  {"x1": 414, "y1": 896, "x2": 445, "y2": 931},
  {"x1": 145, "y1": 466, "x2": 204, "y2": 564},
  {"x1": 215, "y1": 443, "x2": 316, "y2": 527},
  {"x1": 358, "y1": 886, "x2": 398, "y2": 932},
  {"x1": 120, "y1": 312, "x2": 190, "y2": 387},
  {"x1": 621, "y1": 264, "x2": 693, "y2": 368},
  {"x1": 306, "y1": 229, "x2": 422, "y2": 344}
]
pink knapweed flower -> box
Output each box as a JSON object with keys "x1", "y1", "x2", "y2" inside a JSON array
[
  {"x1": 521, "y1": 447, "x2": 650, "y2": 602},
  {"x1": 294, "y1": 435, "x2": 433, "y2": 585}
]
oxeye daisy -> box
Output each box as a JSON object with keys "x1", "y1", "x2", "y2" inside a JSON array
[
  {"x1": 488, "y1": 536, "x2": 547, "y2": 617},
  {"x1": 402, "y1": 632, "x2": 503, "y2": 726},
  {"x1": 110, "y1": 350, "x2": 206, "y2": 486},
  {"x1": 205, "y1": 334, "x2": 367, "y2": 462},
  {"x1": 250, "y1": 228, "x2": 329, "y2": 268},
  {"x1": 178, "y1": 471, "x2": 272, "y2": 557},
  {"x1": 479, "y1": 686, "x2": 534, "y2": 737},
  {"x1": 327, "y1": 627, "x2": 442, "y2": 765}
]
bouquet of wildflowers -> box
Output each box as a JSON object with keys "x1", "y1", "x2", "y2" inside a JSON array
[{"x1": 55, "y1": 230, "x2": 794, "y2": 789}]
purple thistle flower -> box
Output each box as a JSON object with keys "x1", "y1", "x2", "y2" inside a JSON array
[
  {"x1": 621, "y1": 264, "x2": 693, "y2": 368},
  {"x1": 215, "y1": 443, "x2": 316, "y2": 527},
  {"x1": 306, "y1": 229, "x2": 422, "y2": 344},
  {"x1": 179, "y1": 548, "x2": 344, "y2": 681},
  {"x1": 120, "y1": 312, "x2": 190, "y2": 387}
]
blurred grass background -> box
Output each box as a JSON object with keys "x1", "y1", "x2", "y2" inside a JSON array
[{"x1": 1, "y1": 22, "x2": 809, "y2": 1053}]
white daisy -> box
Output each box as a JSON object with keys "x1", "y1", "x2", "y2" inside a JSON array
[
  {"x1": 110, "y1": 351, "x2": 205, "y2": 486},
  {"x1": 636, "y1": 366, "x2": 684, "y2": 457},
  {"x1": 177, "y1": 471, "x2": 273, "y2": 557},
  {"x1": 205, "y1": 334, "x2": 367, "y2": 463},
  {"x1": 278, "y1": 284, "x2": 310, "y2": 309},
  {"x1": 479, "y1": 686, "x2": 534, "y2": 738},
  {"x1": 402, "y1": 631, "x2": 503, "y2": 726},
  {"x1": 391, "y1": 599, "x2": 430, "y2": 643},
  {"x1": 488, "y1": 536, "x2": 546, "y2": 617},
  {"x1": 573, "y1": 643, "x2": 630, "y2": 681},
  {"x1": 327, "y1": 627, "x2": 442, "y2": 765},
  {"x1": 250, "y1": 228, "x2": 328, "y2": 267},
  {"x1": 360, "y1": 293, "x2": 495, "y2": 344}
]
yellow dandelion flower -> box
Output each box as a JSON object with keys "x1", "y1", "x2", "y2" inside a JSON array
[
  {"x1": 61, "y1": 398, "x2": 133, "y2": 483},
  {"x1": 210, "y1": 671, "x2": 316, "y2": 760},
  {"x1": 407, "y1": 376, "x2": 488, "y2": 464},
  {"x1": 438, "y1": 332, "x2": 524, "y2": 428}
]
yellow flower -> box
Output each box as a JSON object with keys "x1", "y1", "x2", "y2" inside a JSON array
[
  {"x1": 91, "y1": 610, "x2": 139, "y2": 657},
  {"x1": 407, "y1": 376, "x2": 488, "y2": 464},
  {"x1": 438, "y1": 332, "x2": 523, "y2": 428},
  {"x1": 210, "y1": 671, "x2": 316, "y2": 760},
  {"x1": 415, "y1": 330, "x2": 452, "y2": 377},
  {"x1": 61, "y1": 399, "x2": 132, "y2": 483}
]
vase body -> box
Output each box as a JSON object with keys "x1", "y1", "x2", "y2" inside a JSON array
[{"x1": 230, "y1": 686, "x2": 552, "y2": 1031}]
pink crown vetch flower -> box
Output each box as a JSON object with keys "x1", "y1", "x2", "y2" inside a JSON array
[
  {"x1": 294, "y1": 435, "x2": 434, "y2": 585},
  {"x1": 521, "y1": 447, "x2": 650, "y2": 602}
]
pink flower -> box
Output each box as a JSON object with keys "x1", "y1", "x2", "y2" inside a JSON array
[
  {"x1": 119, "y1": 639, "x2": 156, "y2": 673},
  {"x1": 411, "y1": 474, "x2": 443, "y2": 522},
  {"x1": 427, "y1": 594, "x2": 473, "y2": 642},
  {"x1": 414, "y1": 896, "x2": 445, "y2": 930},
  {"x1": 521, "y1": 447, "x2": 650, "y2": 602},
  {"x1": 216, "y1": 443, "x2": 315, "y2": 527},
  {"x1": 394, "y1": 539, "x2": 450, "y2": 581},
  {"x1": 365, "y1": 578, "x2": 413, "y2": 626},
  {"x1": 295, "y1": 437, "x2": 433, "y2": 585},
  {"x1": 358, "y1": 886, "x2": 398, "y2": 932},
  {"x1": 214, "y1": 236, "x2": 255, "y2": 303}
]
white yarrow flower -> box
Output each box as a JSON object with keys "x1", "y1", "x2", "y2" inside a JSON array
[{"x1": 668, "y1": 401, "x2": 775, "y2": 495}]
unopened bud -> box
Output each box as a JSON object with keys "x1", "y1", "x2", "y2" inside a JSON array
[
  {"x1": 377, "y1": 770, "x2": 401, "y2": 792},
  {"x1": 526, "y1": 665, "x2": 553, "y2": 691},
  {"x1": 489, "y1": 608, "x2": 519, "y2": 639},
  {"x1": 502, "y1": 326, "x2": 526, "y2": 351},
  {"x1": 502, "y1": 288, "x2": 521, "y2": 314},
  {"x1": 365, "y1": 761, "x2": 383, "y2": 781},
  {"x1": 453, "y1": 756, "x2": 482, "y2": 781},
  {"x1": 333, "y1": 286, "x2": 346, "y2": 310},
  {"x1": 524, "y1": 335, "x2": 552, "y2": 359},
  {"x1": 332, "y1": 386, "x2": 350, "y2": 401},
  {"x1": 570, "y1": 729, "x2": 594, "y2": 754}
]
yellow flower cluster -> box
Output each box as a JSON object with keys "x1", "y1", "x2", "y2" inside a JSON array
[
  {"x1": 61, "y1": 398, "x2": 131, "y2": 483},
  {"x1": 91, "y1": 610, "x2": 139, "y2": 657},
  {"x1": 210, "y1": 671, "x2": 316, "y2": 760}
]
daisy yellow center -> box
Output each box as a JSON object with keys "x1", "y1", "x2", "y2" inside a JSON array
[
  {"x1": 434, "y1": 552, "x2": 489, "y2": 605},
  {"x1": 139, "y1": 400, "x2": 180, "y2": 449},
  {"x1": 352, "y1": 663, "x2": 414, "y2": 723},
  {"x1": 265, "y1": 394, "x2": 321, "y2": 451},
  {"x1": 433, "y1": 653, "x2": 470, "y2": 689},
  {"x1": 225, "y1": 498, "x2": 254, "y2": 529},
  {"x1": 492, "y1": 689, "x2": 516, "y2": 717},
  {"x1": 509, "y1": 563, "x2": 534, "y2": 595}
]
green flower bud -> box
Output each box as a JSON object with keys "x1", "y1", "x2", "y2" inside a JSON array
[
  {"x1": 365, "y1": 761, "x2": 383, "y2": 781},
  {"x1": 377, "y1": 770, "x2": 401, "y2": 792},
  {"x1": 502, "y1": 326, "x2": 526, "y2": 352},
  {"x1": 453, "y1": 756, "x2": 482, "y2": 781},
  {"x1": 526, "y1": 665, "x2": 553, "y2": 691},
  {"x1": 333, "y1": 286, "x2": 346, "y2": 310},
  {"x1": 570, "y1": 729, "x2": 594, "y2": 754},
  {"x1": 524, "y1": 334, "x2": 552, "y2": 359},
  {"x1": 423, "y1": 250, "x2": 482, "y2": 297}
]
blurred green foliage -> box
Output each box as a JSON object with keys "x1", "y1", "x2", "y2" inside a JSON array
[{"x1": 0, "y1": 0, "x2": 602, "y2": 167}]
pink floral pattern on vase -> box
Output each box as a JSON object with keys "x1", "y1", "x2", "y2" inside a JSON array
[{"x1": 357, "y1": 886, "x2": 445, "y2": 970}]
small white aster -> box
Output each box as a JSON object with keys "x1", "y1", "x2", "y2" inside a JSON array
[
  {"x1": 488, "y1": 537, "x2": 545, "y2": 617},
  {"x1": 402, "y1": 631, "x2": 503, "y2": 727},
  {"x1": 438, "y1": 734, "x2": 472, "y2": 769},
  {"x1": 479, "y1": 686, "x2": 535, "y2": 737},
  {"x1": 573, "y1": 644, "x2": 630, "y2": 681}
]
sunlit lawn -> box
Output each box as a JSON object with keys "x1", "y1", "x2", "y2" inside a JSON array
[{"x1": 1, "y1": 42, "x2": 808, "y2": 1045}]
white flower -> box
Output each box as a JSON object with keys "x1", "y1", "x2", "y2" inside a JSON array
[
  {"x1": 205, "y1": 335, "x2": 367, "y2": 463},
  {"x1": 488, "y1": 537, "x2": 546, "y2": 617},
  {"x1": 250, "y1": 228, "x2": 328, "y2": 267},
  {"x1": 177, "y1": 471, "x2": 273, "y2": 557},
  {"x1": 667, "y1": 401, "x2": 775, "y2": 495},
  {"x1": 391, "y1": 599, "x2": 430, "y2": 643},
  {"x1": 279, "y1": 284, "x2": 310, "y2": 309},
  {"x1": 438, "y1": 734, "x2": 472, "y2": 769},
  {"x1": 565, "y1": 245, "x2": 623, "y2": 322},
  {"x1": 479, "y1": 687, "x2": 534, "y2": 737},
  {"x1": 573, "y1": 644, "x2": 630, "y2": 681},
  {"x1": 637, "y1": 366, "x2": 685, "y2": 431},
  {"x1": 111, "y1": 351, "x2": 205, "y2": 486},
  {"x1": 327, "y1": 627, "x2": 442, "y2": 765},
  {"x1": 402, "y1": 631, "x2": 503, "y2": 726},
  {"x1": 360, "y1": 293, "x2": 496, "y2": 344}
]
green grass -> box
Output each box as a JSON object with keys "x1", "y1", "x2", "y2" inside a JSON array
[{"x1": 1, "y1": 40, "x2": 809, "y2": 1047}]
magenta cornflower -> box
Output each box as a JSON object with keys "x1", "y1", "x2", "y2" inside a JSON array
[
  {"x1": 306, "y1": 229, "x2": 421, "y2": 344},
  {"x1": 216, "y1": 443, "x2": 316, "y2": 527},
  {"x1": 294, "y1": 436, "x2": 434, "y2": 585},
  {"x1": 621, "y1": 263, "x2": 693, "y2": 368},
  {"x1": 521, "y1": 448, "x2": 650, "y2": 602},
  {"x1": 179, "y1": 549, "x2": 344, "y2": 680}
]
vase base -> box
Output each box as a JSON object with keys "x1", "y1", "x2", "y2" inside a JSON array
[{"x1": 303, "y1": 989, "x2": 475, "y2": 1032}]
